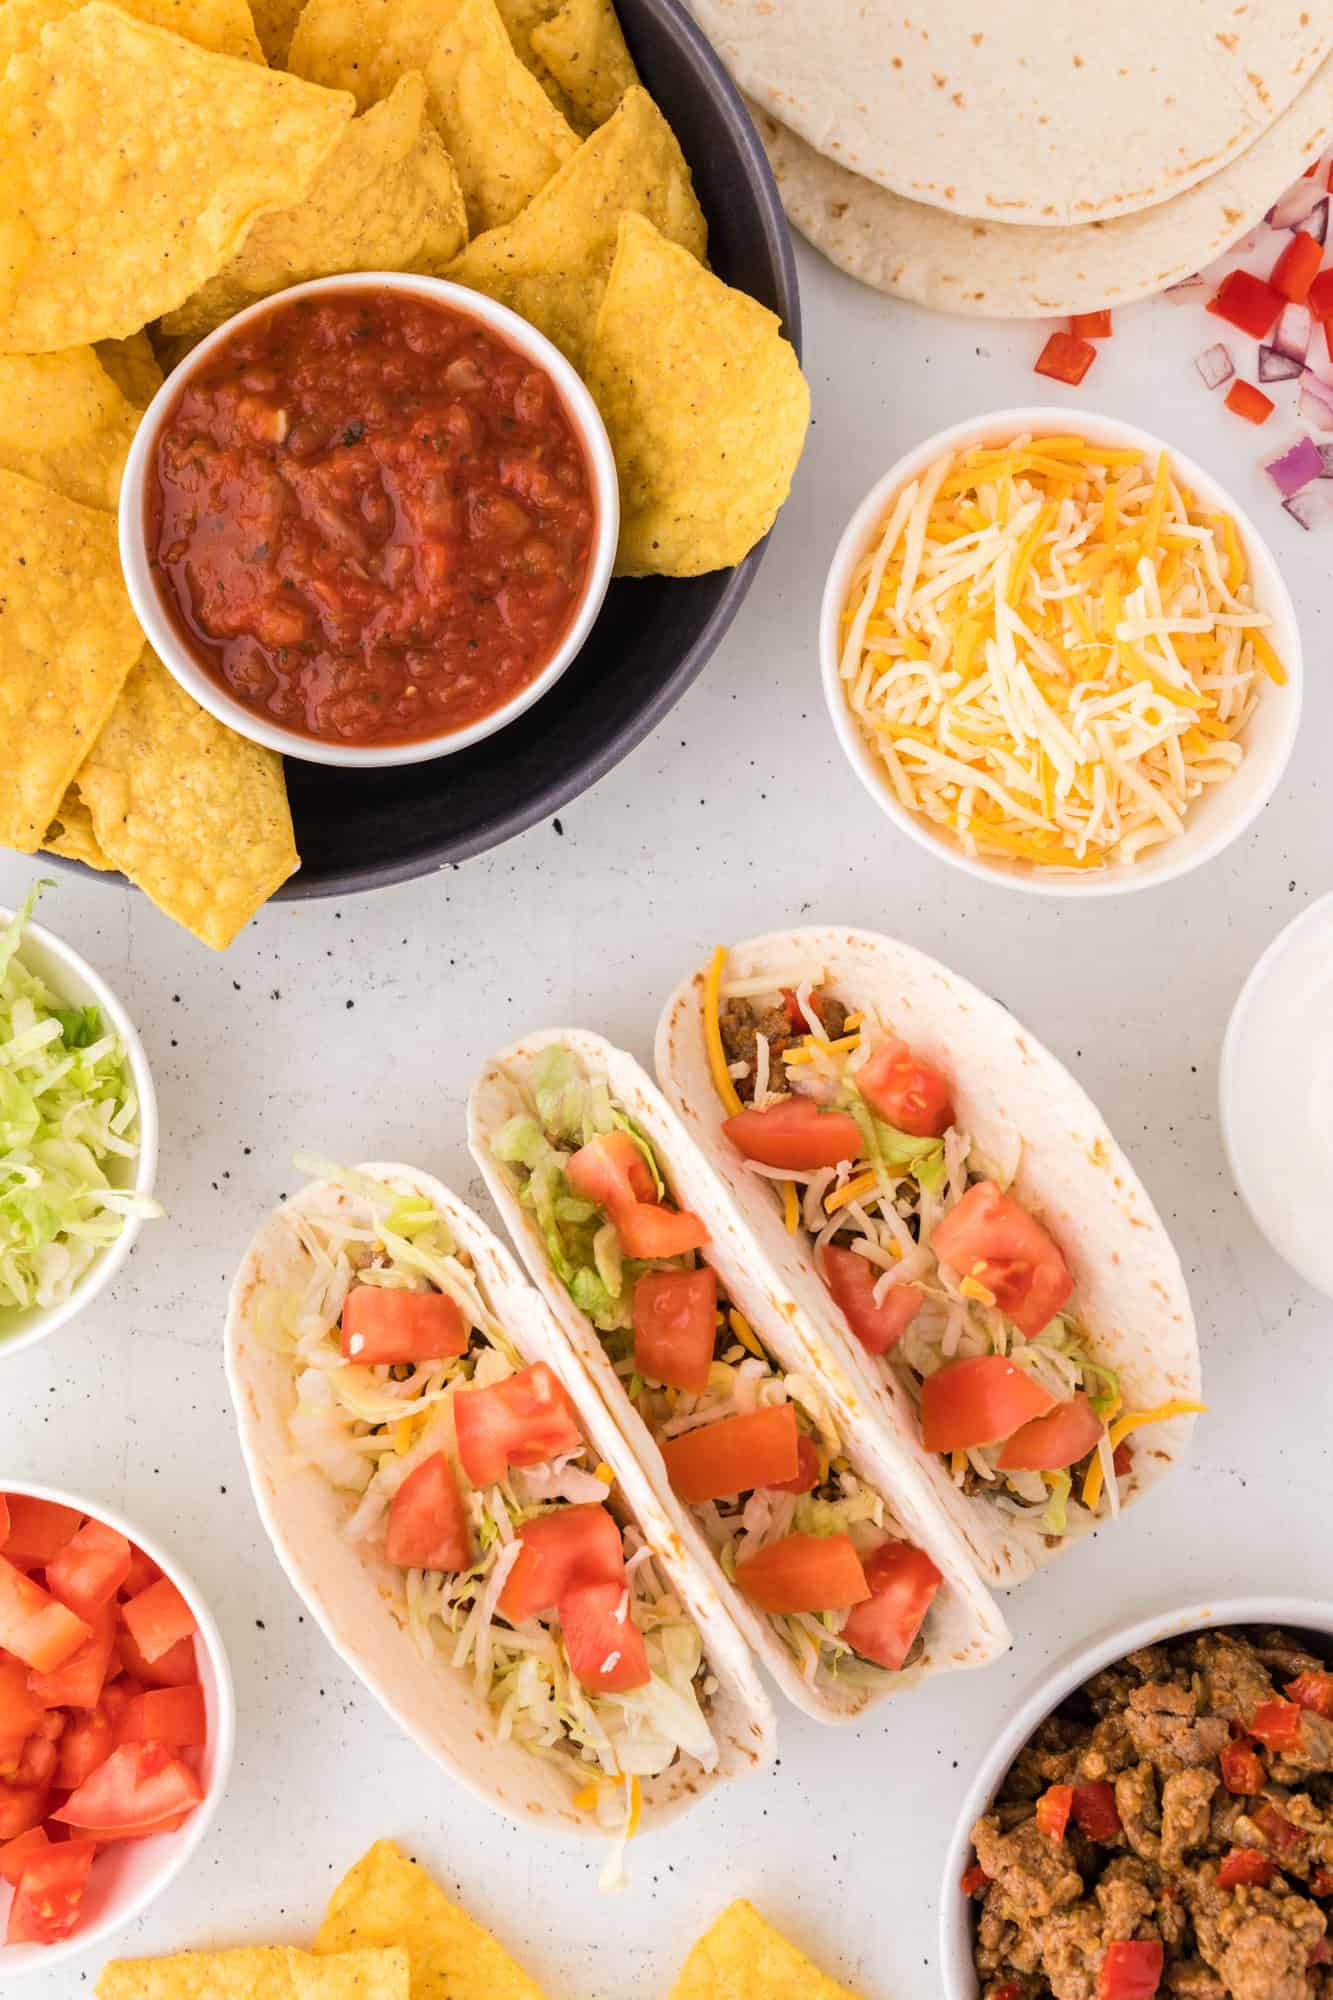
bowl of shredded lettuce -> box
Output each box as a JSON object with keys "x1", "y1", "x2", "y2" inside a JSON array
[{"x1": 0, "y1": 887, "x2": 159, "y2": 1358}]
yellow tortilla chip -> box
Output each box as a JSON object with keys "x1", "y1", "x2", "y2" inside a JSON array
[
  {"x1": 289, "y1": 0, "x2": 577, "y2": 234},
  {"x1": 96, "y1": 1946, "x2": 409, "y2": 2000},
  {"x1": 490, "y1": 0, "x2": 577, "y2": 123},
  {"x1": 94, "y1": 331, "x2": 164, "y2": 410},
  {"x1": 249, "y1": 0, "x2": 303, "y2": 59},
  {"x1": 530, "y1": 0, "x2": 637, "y2": 129},
  {"x1": 671, "y1": 1901, "x2": 866, "y2": 2000},
  {"x1": 585, "y1": 214, "x2": 808, "y2": 575},
  {"x1": 0, "y1": 0, "x2": 263, "y2": 70},
  {"x1": 76, "y1": 648, "x2": 299, "y2": 950},
  {"x1": 447, "y1": 83, "x2": 705, "y2": 369},
  {"x1": 42, "y1": 786, "x2": 112, "y2": 871},
  {"x1": 0, "y1": 348, "x2": 140, "y2": 510},
  {"x1": 315, "y1": 1839, "x2": 548, "y2": 2000},
  {"x1": 0, "y1": 5, "x2": 354, "y2": 352},
  {"x1": 0, "y1": 470, "x2": 143, "y2": 854},
  {"x1": 160, "y1": 73, "x2": 467, "y2": 344}
]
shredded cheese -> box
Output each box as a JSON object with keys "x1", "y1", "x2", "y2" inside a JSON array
[
  {"x1": 837, "y1": 435, "x2": 1284, "y2": 872},
  {"x1": 728, "y1": 1307, "x2": 767, "y2": 1360},
  {"x1": 1081, "y1": 1397, "x2": 1208, "y2": 1509},
  {"x1": 703, "y1": 945, "x2": 742, "y2": 1116},
  {"x1": 823, "y1": 1169, "x2": 880, "y2": 1214},
  {"x1": 781, "y1": 1180, "x2": 800, "y2": 1233}
]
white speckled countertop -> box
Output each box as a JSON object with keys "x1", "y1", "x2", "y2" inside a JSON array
[{"x1": 4, "y1": 240, "x2": 1330, "y2": 1998}]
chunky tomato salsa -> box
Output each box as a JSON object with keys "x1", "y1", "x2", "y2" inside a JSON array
[{"x1": 146, "y1": 288, "x2": 597, "y2": 748}]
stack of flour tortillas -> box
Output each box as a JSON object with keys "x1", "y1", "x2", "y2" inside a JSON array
[{"x1": 685, "y1": 0, "x2": 1333, "y2": 314}]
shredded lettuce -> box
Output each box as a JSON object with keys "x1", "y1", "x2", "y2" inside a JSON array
[
  {"x1": 1040, "y1": 1471, "x2": 1072, "y2": 1536},
  {"x1": 0, "y1": 886, "x2": 159, "y2": 1321},
  {"x1": 845, "y1": 1096, "x2": 947, "y2": 1192}
]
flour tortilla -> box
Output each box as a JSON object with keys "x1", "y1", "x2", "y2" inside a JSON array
[
  {"x1": 686, "y1": 0, "x2": 1331, "y2": 228},
  {"x1": 747, "y1": 59, "x2": 1333, "y2": 316},
  {"x1": 469, "y1": 1031, "x2": 1009, "y2": 1719},
  {"x1": 225, "y1": 1163, "x2": 775, "y2": 1830},
  {"x1": 654, "y1": 930, "x2": 1201, "y2": 1590}
]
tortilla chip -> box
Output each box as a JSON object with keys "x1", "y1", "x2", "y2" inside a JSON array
[
  {"x1": 249, "y1": 0, "x2": 303, "y2": 59},
  {"x1": 315, "y1": 1839, "x2": 548, "y2": 2000},
  {"x1": 530, "y1": 0, "x2": 637, "y2": 130},
  {"x1": 76, "y1": 648, "x2": 299, "y2": 949},
  {"x1": 288, "y1": 0, "x2": 577, "y2": 234},
  {"x1": 447, "y1": 83, "x2": 705, "y2": 370},
  {"x1": 160, "y1": 73, "x2": 467, "y2": 344},
  {"x1": 94, "y1": 331, "x2": 164, "y2": 410},
  {"x1": 670, "y1": 1902, "x2": 865, "y2": 2000},
  {"x1": 0, "y1": 470, "x2": 144, "y2": 854},
  {"x1": 585, "y1": 214, "x2": 808, "y2": 576},
  {"x1": 0, "y1": 348, "x2": 140, "y2": 510},
  {"x1": 490, "y1": 0, "x2": 577, "y2": 123},
  {"x1": 0, "y1": 0, "x2": 263, "y2": 70},
  {"x1": 96, "y1": 1946, "x2": 410, "y2": 2000},
  {"x1": 0, "y1": 4, "x2": 354, "y2": 352},
  {"x1": 43, "y1": 786, "x2": 113, "y2": 870}
]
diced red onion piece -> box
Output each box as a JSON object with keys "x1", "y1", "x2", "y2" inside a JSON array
[
  {"x1": 1298, "y1": 371, "x2": 1333, "y2": 433},
  {"x1": 1164, "y1": 273, "x2": 1208, "y2": 303},
  {"x1": 1267, "y1": 177, "x2": 1330, "y2": 231},
  {"x1": 1283, "y1": 484, "x2": 1333, "y2": 529},
  {"x1": 1258, "y1": 345, "x2": 1304, "y2": 383},
  {"x1": 1319, "y1": 443, "x2": 1333, "y2": 478},
  {"x1": 1307, "y1": 196, "x2": 1330, "y2": 248},
  {"x1": 1263, "y1": 435, "x2": 1323, "y2": 498},
  {"x1": 1274, "y1": 301, "x2": 1313, "y2": 363},
  {"x1": 1194, "y1": 342, "x2": 1234, "y2": 389}
]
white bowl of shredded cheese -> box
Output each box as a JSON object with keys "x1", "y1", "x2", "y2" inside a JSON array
[{"x1": 820, "y1": 407, "x2": 1303, "y2": 896}]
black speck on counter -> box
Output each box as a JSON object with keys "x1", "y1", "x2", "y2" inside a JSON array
[
  {"x1": 255, "y1": 1619, "x2": 266, "y2": 1631},
  {"x1": 345, "y1": 999, "x2": 354, "y2": 1010},
  {"x1": 552, "y1": 817, "x2": 563, "y2": 836}
]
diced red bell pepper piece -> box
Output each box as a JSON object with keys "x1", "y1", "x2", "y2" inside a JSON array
[
  {"x1": 1224, "y1": 380, "x2": 1274, "y2": 425},
  {"x1": 1220, "y1": 1733, "x2": 1266, "y2": 1794},
  {"x1": 1312, "y1": 1866, "x2": 1333, "y2": 1897},
  {"x1": 1271, "y1": 231, "x2": 1324, "y2": 305},
  {"x1": 1097, "y1": 1939, "x2": 1163, "y2": 2000},
  {"x1": 1072, "y1": 1780, "x2": 1122, "y2": 1842},
  {"x1": 1249, "y1": 1698, "x2": 1304, "y2": 1753},
  {"x1": 1034, "y1": 330, "x2": 1097, "y2": 386},
  {"x1": 1070, "y1": 310, "x2": 1113, "y2": 338},
  {"x1": 960, "y1": 1860, "x2": 990, "y2": 1896},
  {"x1": 1218, "y1": 1847, "x2": 1274, "y2": 1889},
  {"x1": 1208, "y1": 269, "x2": 1285, "y2": 339},
  {"x1": 1287, "y1": 1671, "x2": 1333, "y2": 1718},
  {"x1": 1252, "y1": 1800, "x2": 1304, "y2": 1857},
  {"x1": 1036, "y1": 1783, "x2": 1073, "y2": 1841}
]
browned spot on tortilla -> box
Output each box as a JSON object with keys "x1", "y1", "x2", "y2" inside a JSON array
[
  {"x1": 932, "y1": 71, "x2": 946, "y2": 88},
  {"x1": 1216, "y1": 31, "x2": 1238, "y2": 49},
  {"x1": 971, "y1": 29, "x2": 983, "y2": 43}
]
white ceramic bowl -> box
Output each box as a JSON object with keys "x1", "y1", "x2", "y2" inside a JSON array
[
  {"x1": 0, "y1": 1481, "x2": 235, "y2": 1979},
  {"x1": 118, "y1": 272, "x2": 621, "y2": 769},
  {"x1": 820, "y1": 406, "x2": 1303, "y2": 898},
  {"x1": 939, "y1": 1594, "x2": 1333, "y2": 1998},
  {"x1": 1220, "y1": 889, "x2": 1333, "y2": 1298},
  {"x1": 0, "y1": 909, "x2": 158, "y2": 1361}
]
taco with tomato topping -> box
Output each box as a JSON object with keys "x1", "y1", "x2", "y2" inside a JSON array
[
  {"x1": 224, "y1": 1161, "x2": 774, "y2": 1878},
  {"x1": 654, "y1": 928, "x2": 1203, "y2": 1588},
  {"x1": 468, "y1": 1030, "x2": 1009, "y2": 1723}
]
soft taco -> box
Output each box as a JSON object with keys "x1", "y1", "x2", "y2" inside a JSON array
[
  {"x1": 654, "y1": 928, "x2": 1203, "y2": 1588},
  {"x1": 224, "y1": 1161, "x2": 774, "y2": 1873},
  {"x1": 468, "y1": 1032, "x2": 1009, "y2": 1723}
]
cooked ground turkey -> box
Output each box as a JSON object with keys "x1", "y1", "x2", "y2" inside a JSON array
[
  {"x1": 967, "y1": 1629, "x2": 1333, "y2": 1999},
  {"x1": 718, "y1": 991, "x2": 849, "y2": 1103}
]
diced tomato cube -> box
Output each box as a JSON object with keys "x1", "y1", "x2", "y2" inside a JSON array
[
  {"x1": 6, "y1": 1838, "x2": 97, "y2": 1946},
  {"x1": 497, "y1": 1505, "x2": 624, "y2": 1625},
  {"x1": 114, "y1": 1684, "x2": 207, "y2": 1748},
  {"x1": 767, "y1": 1434, "x2": 821, "y2": 1497},
  {"x1": 384, "y1": 1453, "x2": 470, "y2": 1572},
  {"x1": 839, "y1": 1541, "x2": 941, "y2": 1671},
  {"x1": 1208, "y1": 269, "x2": 1285, "y2": 339},
  {"x1": 55, "y1": 1707, "x2": 116, "y2": 1790},
  {"x1": 932, "y1": 1182, "x2": 1073, "y2": 1339},
  {"x1": 117, "y1": 1629, "x2": 198, "y2": 1689},
  {"x1": 565, "y1": 1130, "x2": 656, "y2": 1209},
  {"x1": 340, "y1": 1285, "x2": 468, "y2": 1365},
  {"x1": 0, "y1": 1654, "x2": 46, "y2": 1769},
  {"x1": 453, "y1": 1363, "x2": 583, "y2": 1487},
  {"x1": 0, "y1": 1782, "x2": 49, "y2": 1841},
  {"x1": 1218, "y1": 1846, "x2": 1274, "y2": 1888},
  {"x1": 822, "y1": 1245, "x2": 923, "y2": 1356},
  {"x1": 1271, "y1": 231, "x2": 1324, "y2": 304},
  {"x1": 1223, "y1": 379, "x2": 1274, "y2": 425},
  {"x1": 0, "y1": 1558, "x2": 91, "y2": 1675},
  {"x1": 1036, "y1": 1783, "x2": 1074, "y2": 1841},
  {"x1": 53, "y1": 1741, "x2": 202, "y2": 1837},
  {"x1": 559, "y1": 1581, "x2": 649, "y2": 1694},
  {"x1": 28, "y1": 1605, "x2": 117, "y2": 1710},
  {"x1": 119, "y1": 1547, "x2": 161, "y2": 1601},
  {"x1": 723, "y1": 1098, "x2": 863, "y2": 1171},
  {"x1": 46, "y1": 1520, "x2": 132, "y2": 1619},
  {"x1": 920, "y1": 1354, "x2": 1058, "y2": 1455},
  {"x1": 0, "y1": 1498, "x2": 83, "y2": 1567},
  {"x1": 632, "y1": 1267, "x2": 717, "y2": 1395},
  {"x1": 734, "y1": 1532, "x2": 869, "y2": 1615},
  {"x1": 658, "y1": 1403, "x2": 799, "y2": 1504},
  {"x1": 120, "y1": 1578, "x2": 196, "y2": 1666},
  {"x1": 0, "y1": 1823, "x2": 50, "y2": 1888},
  {"x1": 1070, "y1": 310, "x2": 1113, "y2": 338},
  {"x1": 1034, "y1": 330, "x2": 1097, "y2": 387},
  {"x1": 856, "y1": 1037, "x2": 953, "y2": 1137}
]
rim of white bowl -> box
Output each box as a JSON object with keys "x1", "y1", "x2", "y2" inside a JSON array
[
  {"x1": 118, "y1": 271, "x2": 621, "y2": 770},
  {"x1": 819, "y1": 404, "x2": 1304, "y2": 899},
  {"x1": 938, "y1": 1594, "x2": 1333, "y2": 1998},
  {"x1": 0, "y1": 1480, "x2": 235, "y2": 1977},
  {"x1": 0, "y1": 911, "x2": 158, "y2": 1362},
  {"x1": 1219, "y1": 887, "x2": 1333, "y2": 1298}
]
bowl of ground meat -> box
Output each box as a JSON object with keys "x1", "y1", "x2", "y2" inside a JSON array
[{"x1": 942, "y1": 1601, "x2": 1333, "y2": 2000}]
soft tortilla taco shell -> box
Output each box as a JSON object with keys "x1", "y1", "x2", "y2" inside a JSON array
[
  {"x1": 469, "y1": 1031, "x2": 1010, "y2": 1721},
  {"x1": 654, "y1": 929, "x2": 1201, "y2": 1589},
  {"x1": 224, "y1": 1161, "x2": 775, "y2": 1833}
]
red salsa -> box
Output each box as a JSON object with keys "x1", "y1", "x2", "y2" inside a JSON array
[{"x1": 146, "y1": 288, "x2": 597, "y2": 747}]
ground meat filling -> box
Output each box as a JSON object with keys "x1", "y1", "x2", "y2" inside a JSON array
[
  {"x1": 966, "y1": 1628, "x2": 1333, "y2": 1999},
  {"x1": 718, "y1": 992, "x2": 849, "y2": 1104}
]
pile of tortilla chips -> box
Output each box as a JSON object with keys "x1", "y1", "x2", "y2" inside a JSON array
[
  {"x1": 0, "y1": 0, "x2": 807, "y2": 948},
  {"x1": 96, "y1": 1839, "x2": 866, "y2": 1999}
]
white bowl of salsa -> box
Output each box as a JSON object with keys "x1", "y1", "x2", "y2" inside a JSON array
[{"x1": 118, "y1": 272, "x2": 620, "y2": 768}]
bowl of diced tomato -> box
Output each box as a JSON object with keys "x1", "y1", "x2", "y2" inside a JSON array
[{"x1": 0, "y1": 1484, "x2": 234, "y2": 1974}]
